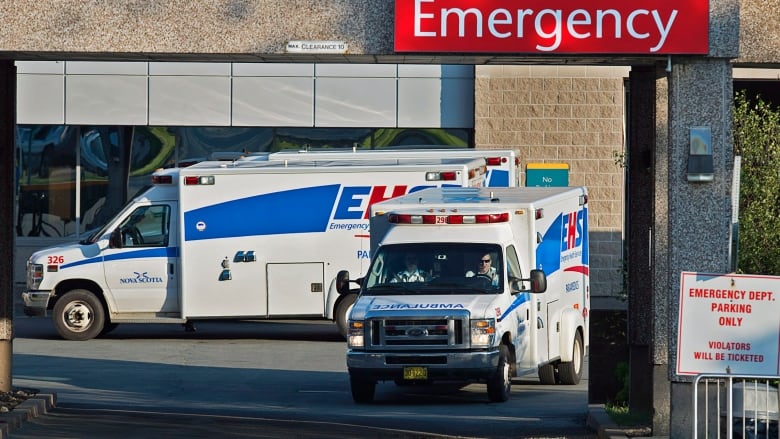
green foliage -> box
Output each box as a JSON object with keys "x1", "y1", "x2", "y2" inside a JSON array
[
  {"x1": 614, "y1": 361, "x2": 629, "y2": 403},
  {"x1": 605, "y1": 403, "x2": 645, "y2": 426},
  {"x1": 733, "y1": 91, "x2": 780, "y2": 275}
]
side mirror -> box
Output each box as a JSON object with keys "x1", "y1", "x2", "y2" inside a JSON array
[
  {"x1": 336, "y1": 270, "x2": 363, "y2": 295},
  {"x1": 529, "y1": 269, "x2": 547, "y2": 293},
  {"x1": 336, "y1": 270, "x2": 351, "y2": 295},
  {"x1": 109, "y1": 229, "x2": 123, "y2": 248}
]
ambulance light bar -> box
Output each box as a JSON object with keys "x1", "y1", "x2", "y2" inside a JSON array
[
  {"x1": 426, "y1": 171, "x2": 457, "y2": 181},
  {"x1": 184, "y1": 175, "x2": 215, "y2": 185},
  {"x1": 485, "y1": 157, "x2": 504, "y2": 166},
  {"x1": 152, "y1": 175, "x2": 173, "y2": 185},
  {"x1": 388, "y1": 212, "x2": 510, "y2": 224}
]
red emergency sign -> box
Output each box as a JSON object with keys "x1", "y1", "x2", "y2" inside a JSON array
[{"x1": 395, "y1": 0, "x2": 709, "y2": 54}]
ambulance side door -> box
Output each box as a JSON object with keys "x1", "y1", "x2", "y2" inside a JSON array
[
  {"x1": 507, "y1": 244, "x2": 539, "y2": 370},
  {"x1": 103, "y1": 203, "x2": 179, "y2": 313}
]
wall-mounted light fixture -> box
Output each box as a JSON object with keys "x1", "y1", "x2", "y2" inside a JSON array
[{"x1": 687, "y1": 126, "x2": 713, "y2": 182}]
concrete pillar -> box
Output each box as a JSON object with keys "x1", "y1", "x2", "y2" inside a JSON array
[
  {"x1": 664, "y1": 58, "x2": 735, "y2": 436},
  {"x1": 0, "y1": 60, "x2": 15, "y2": 393},
  {"x1": 627, "y1": 64, "x2": 658, "y2": 416},
  {"x1": 652, "y1": 66, "x2": 672, "y2": 436},
  {"x1": 628, "y1": 57, "x2": 734, "y2": 437},
  {"x1": 627, "y1": 63, "x2": 673, "y2": 434}
]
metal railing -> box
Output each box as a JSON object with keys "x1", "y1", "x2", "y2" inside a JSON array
[{"x1": 694, "y1": 374, "x2": 779, "y2": 438}]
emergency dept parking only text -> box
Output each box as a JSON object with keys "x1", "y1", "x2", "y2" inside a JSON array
[{"x1": 676, "y1": 272, "x2": 780, "y2": 376}]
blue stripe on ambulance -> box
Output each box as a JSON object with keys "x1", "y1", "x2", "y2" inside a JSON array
[
  {"x1": 184, "y1": 185, "x2": 340, "y2": 241},
  {"x1": 61, "y1": 247, "x2": 179, "y2": 269},
  {"x1": 581, "y1": 208, "x2": 589, "y2": 264},
  {"x1": 486, "y1": 169, "x2": 509, "y2": 187},
  {"x1": 498, "y1": 292, "x2": 530, "y2": 322}
]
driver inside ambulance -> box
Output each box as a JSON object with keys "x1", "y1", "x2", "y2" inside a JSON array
[{"x1": 465, "y1": 253, "x2": 499, "y2": 286}]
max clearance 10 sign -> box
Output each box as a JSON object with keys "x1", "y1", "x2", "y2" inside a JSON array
[
  {"x1": 676, "y1": 272, "x2": 780, "y2": 376},
  {"x1": 395, "y1": 0, "x2": 709, "y2": 54}
]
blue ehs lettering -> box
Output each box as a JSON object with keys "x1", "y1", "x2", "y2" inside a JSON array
[{"x1": 334, "y1": 186, "x2": 370, "y2": 220}]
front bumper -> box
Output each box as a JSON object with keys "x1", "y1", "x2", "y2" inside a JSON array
[
  {"x1": 21, "y1": 290, "x2": 52, "y2": 317},
  {"x1": 347, "y1": 349, "x2": 499, "y2": 381}
]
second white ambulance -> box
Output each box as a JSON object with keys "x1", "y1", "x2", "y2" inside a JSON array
[{"x1": 342, "y1": 186, "x2": 590, "y2": 402}]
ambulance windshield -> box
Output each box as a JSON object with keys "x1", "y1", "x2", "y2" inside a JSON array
[{"x1": 364, "y1": 243, "x2": 503, "y2": 294}]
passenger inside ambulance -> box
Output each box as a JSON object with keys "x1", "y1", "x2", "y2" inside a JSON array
[
  {"x1": 364, "y1": 244, "x2": 504, "y2": 292},
  {"x1": 390, "y1": 254, "x2": 429, "y2": 283}
]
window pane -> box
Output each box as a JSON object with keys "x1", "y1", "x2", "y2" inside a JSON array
[{"x1": 16, "y1": 125, "x2": 77, "y2": 237}]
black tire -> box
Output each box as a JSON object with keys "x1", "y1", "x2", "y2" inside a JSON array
[
  {"x1": 558, "y1": 331, "x2": 584, "y2": 385},
  {"x1": 487, "y1": 344, "x2": 511, "y2": 402},
  {"x1": 538, "y1": 363, "x2": 557, "y2": 385},
  {"x1": 350, "y1": 375, "x2": 376, "y2": 403},
  {"x1": 52, "y1": 289, "x2": 106, "y2": 341},
  {"x1": 335, "y1": 293, "x2": 357, "y2": 338}
]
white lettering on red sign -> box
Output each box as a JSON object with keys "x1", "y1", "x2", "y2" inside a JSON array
[{"x1": 396, "y1": 0, "x2": 708, "y2": 54}]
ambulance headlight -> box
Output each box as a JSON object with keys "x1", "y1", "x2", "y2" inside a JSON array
[
  {"x1": 470, "y1": 319, "x2": 496, "y2": 348},
  {"x1": 347, "y1": 320, "x2": 365, "y2": 348},
  {"x1": 27, "y1": 262, "x2": 44, "y2": 289}
]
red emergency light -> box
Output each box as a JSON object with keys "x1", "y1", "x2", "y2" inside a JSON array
[
  {"x1": 424, "y1": 171, "x2": 457, "y2": 181},
  {"x1": 388, "y1": 212, "x2": 510, "y2": 224},
  {"x1": 485, "y1": 157, "x2": 506, "y2": 166},
  {"x1": 184, "y1": 176, "x2": 215, "y2": 186},
  {"x1": 152, "y1": 175, "x2": 173, "y2": 185}
]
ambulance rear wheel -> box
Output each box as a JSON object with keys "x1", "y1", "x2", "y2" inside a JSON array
[
  {"x1": 52, "y1": 289, "x2": 106, "y2": 341},
  {"x1": 349, "y1": 375, "x2": 376, "y2": 403},
  {"x1": 487, "y1": 344, "x2": 511, "y2": 402},
  {"x1": 335, "y1": 293, "x2": 357, "y2": 338},
  {"x1": 558, "y1": 331, "x2": 584, "y2": 385},
  {"x1": 538, "y1": 363, "x2": 557, "y2": 385}
]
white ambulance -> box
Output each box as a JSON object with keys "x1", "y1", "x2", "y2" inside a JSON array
[
  {"x1": 247, "y1": 147, "x2": 520, "y2": 187},
  {"x1": 341, "y1": 186, "x2": 590, "y2": 402},
  {"x1": 22, "y1": 158, "x2": 487, "y2": 340}
]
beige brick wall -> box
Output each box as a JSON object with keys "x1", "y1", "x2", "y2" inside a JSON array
[{"x1": 475, "y1": 65, "x2": 628, "y2": 299}]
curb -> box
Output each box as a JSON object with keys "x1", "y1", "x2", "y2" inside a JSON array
[
  {"x1": 0, "y1": 393, "x2": 57, "y2": 439},
  {"x1": 587, "y1": 404, "x2": 630, "y2": 439}
]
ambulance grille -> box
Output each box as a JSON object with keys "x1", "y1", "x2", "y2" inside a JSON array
[{"x1": 368, "y1": 317, "x2": 466, "y2": 348}]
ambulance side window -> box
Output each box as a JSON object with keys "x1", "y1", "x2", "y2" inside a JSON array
[
  {"x1": 118, "y1": 205, "x2": 170, "y2": 248},
  {"x1": 506, "y1": 245, "x2": 524, "y2": 290}
]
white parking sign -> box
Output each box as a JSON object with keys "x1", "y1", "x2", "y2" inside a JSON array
[{"x1": 676, "y1": 272, "x2": 780, "y2": 376}]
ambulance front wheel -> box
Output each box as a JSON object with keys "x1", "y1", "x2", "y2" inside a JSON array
[
  {"x1": 335, "y1": 293, "x2": 357, "y2": 338},
  {"x1": 52, "y1": 289, "x2": 106, "y2": 341},
  {"x1": 487, "y1": 344, "x2": 511, "y2": 402},
  {"x1": 558, "y1": 331, "x2": 584, "y2": 385}
]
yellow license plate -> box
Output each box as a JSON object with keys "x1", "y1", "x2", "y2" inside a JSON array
[{"x1": 403, "y1": 366, "x2": 428, "y2": 380}]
